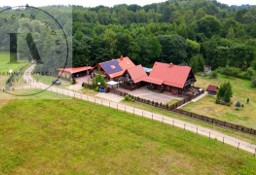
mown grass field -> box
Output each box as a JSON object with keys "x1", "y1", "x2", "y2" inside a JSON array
[
  {"x1": 33, "y1": 74, "x2": 71, "y2": 89},
  {"x1": 182, "y1": 74, "x2": 256, "y2": 129},
  {"x1": 122, "y1": 100, "x2": 256, "y2": 144},
  {"x1": 0, "y1": 52, "x2": 28, "y2": 72},
  {"x1": 0, "y1": 52, "x2": 29, "y2": 89},
  {"x1": 0, "y1": 95, "x2": 256, "y2": 175}
]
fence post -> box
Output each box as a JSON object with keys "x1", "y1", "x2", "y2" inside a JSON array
[
  {"x1": 109, "y1": 101, "x2": 110, "y2": 107},
  {"x1": 223, "y1": 137, "x2": 225, "y2": 144},
  {"x1": 209, "y1": 132, "x2": 211, "y2": 139},
  {"x1": 196, "y1": 127, "x2": 198, "y2": 134},
  {"x1": 254, "y1": 148, "x2": 256, "y2": 157},
  {"x1": 117, "y1": 104, "x2": 118, "y2": 110},
  {"x1": 133, "y1": 108, "x2": 135, "y2": 114},
  {"x1": 173, "y1": 120, "x2": 174, "y2": 126},
  {"x1": 142, "y1": 111, "x2": 143, "y2": 117},
  {"x1": 162, "y1": 117, "x2": 164, "y2": 123},
  {"x1": 237, "y1": 142, "x2": 240, "y2": 150},
  {"x1": 125, "y1": 106, "x2": 126, "y2": 112},
  {"x1": 184, "y1": 124, "x2": 186, "y2": 130},
  {"x1": 152, "y1": 114, "x2": 153, "y2": 120}
]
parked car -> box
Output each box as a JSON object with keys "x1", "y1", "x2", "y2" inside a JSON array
[{"x1": 52, "y1": 79, "x2": 61, "y2": 85}]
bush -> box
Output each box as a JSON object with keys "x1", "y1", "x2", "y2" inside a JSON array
[
  {"x1": 235, "y1": 101, "x2": 241, "y2": 107},
  {"x1": 71, "y1": 78, "x2": 76, "y2": 85},
  {"x1": 217, "y1": 66, "x2": 256, "y2": 80},
  {"x1": 252, "y1": 77, "x2": 256, "y2": 88},
  {"x1": 92, "y1": 75, "x2": 106, "y2": 88},
  {"x1": 217, "y1": 66, "x2": 241, "y2": 77},
  {"x1": 215, "y1": 98, "x2": 220, "y2": 104},
  {"x1": 216, "y1": 82, "x2": 233, "y2": 106},
  {"x1": 235, "y1": 101, "x2": 241, "y2": 110},
  {"x1": 95, "y1": 87, "x2": 99, "y2": 92},
  {"x1": 124, "y1": 94, "x2": 134, "y2": 102},
  {"x1": 209, "y1": 71, "x2": 218, "y2": 79}
]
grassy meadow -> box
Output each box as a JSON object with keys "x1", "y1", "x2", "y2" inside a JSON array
[
  {"x1": 182, "y1": 74, "x2": 256, "y2": 129},
  {"x1": 0, "y1": 52, "x2": 28, "y2": 72},
  {"x1": 0, "y1": 95, "x2": 256, "y2": 175}
]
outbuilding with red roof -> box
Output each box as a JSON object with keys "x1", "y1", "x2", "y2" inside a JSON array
[
  {"x1": 207, "y1": 84, "x2": 218, "y2": 95},
  {"x1": 57, "y1": 66, "x2": 92, "y2": 80}
]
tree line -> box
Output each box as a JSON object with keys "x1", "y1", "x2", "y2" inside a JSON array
[
  {"x1": 72, "y1": 0, "x2": 256, "y2": 79},
  {"x1": 1, "y1": 0, "x2": 256, "y2": 79}
]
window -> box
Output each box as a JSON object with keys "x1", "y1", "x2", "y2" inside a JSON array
[{"x1": 110, "y1": 65, "x2": 116, "y2": 69}]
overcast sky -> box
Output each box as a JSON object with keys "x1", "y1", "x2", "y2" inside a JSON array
[{"x1": 1, "y1": 0, "x2": 256, "y2": 7}]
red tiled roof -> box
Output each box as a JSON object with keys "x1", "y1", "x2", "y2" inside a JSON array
[
  {"x1": 144, "y1": 76, "x2": 163, "y2": 85},
  {"x1": 207, "y1": 85, "x2": 218, "y2": 92},
  {"x1": 147, "y1": 62, "x2": 192, "y2": 89},
  {"x1": 118, "y1": 57, "x2": 136, "y2": 72},
  {"x1": 97, "y1": 57, "x2": 136, "y2": 79},
  {"x1": 58, "y1": 66, "x2": 92, "y2": 74},
  {"x1": 126, "y1": 64, "x2": 148, "y2": 83}
]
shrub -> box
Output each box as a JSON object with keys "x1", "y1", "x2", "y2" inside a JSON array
[
  {"x1": 215, "y1": 98, "x2": 220, "y2": 104},
  {"x1": 216, "y1": 82, "x2": 233, "y2": 105},
  {"x1": 124, "y1": 94, "x2": 134, "y2": 102},
  {"x1": 252, "y1": 77, "x2": 256, "y2": 88},
  {"x1": 71, "y1": 77, "x2": 76, "y2": 85},
  {"x1": 235, "y1": 101, "x2": 241, "y2": 110},
  {"x1": 95, "y1": 87, "x2": 99, "y2": 92},
  {"x1": 235, "y1": 101, "x2": 241, "y2": 107},
  {"x1": 209, "y1": 71, "x2": 218, "y2": 79},
  {"x1": 92, "y1": 75, "x2": 106, "y2": 88},
  {"x1": 124, "y1": 94, "x2": 130, "y2": 101}
]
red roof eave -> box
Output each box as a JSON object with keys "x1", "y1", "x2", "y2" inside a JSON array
[{"x1": 58, "y1": 66, "x2": 92, "y2": 74}]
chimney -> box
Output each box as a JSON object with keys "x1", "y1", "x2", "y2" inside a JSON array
[
  {"x1": 120, "y1": 55, "x2": 123, "y2": 60},
  {"x1": 168, "y1": 63, "x2": 173, "y2": 67}
]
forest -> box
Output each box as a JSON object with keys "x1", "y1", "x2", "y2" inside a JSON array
[
  {"x1": 1, "y1": 0, "x2": 256, "y2": 80},
  {"x1": 72, "y1": 0, "x2": 256, "y2": 80}
]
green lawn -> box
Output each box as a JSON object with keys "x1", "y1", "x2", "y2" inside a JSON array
[
  {"x1": 0, "y1": 96, "x2": 256, "y2": 175},
  {"x1": 0, "y1": 52, "x2": 29, "y2": 88},
  {"x1": 166, "y1": 99, "x2": 179, "y2": 106},
  {"x1": 33, "y1": 74, "x2": 71, "y2": 89},
  {"x1": 0, "y1": 52, "x2": 28, "y2": 72},
  {"x1": 122, "y1": 100, "x2": 256, "y2": 144},
  {"x1": 182, "y1": 74, "x2": 256, "y2": 129}
]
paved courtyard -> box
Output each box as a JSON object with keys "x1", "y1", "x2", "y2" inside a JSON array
[
  {"x1": 96, "y1": 93, "x2": 124, "y2": 103},
  {"x1": 118, "y1": 87, "x2": 183, "y2": 104},
  {"x1": 75, "y1": 75, "x2": 92, "y2": 85}
]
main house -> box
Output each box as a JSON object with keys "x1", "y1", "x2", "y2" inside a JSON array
[
  {"x1": 143, "y1": 62, "x2": 196, "y2": 95},
  {"x1": 57, "y1": 57, "x2": 197, "y2": 96}
]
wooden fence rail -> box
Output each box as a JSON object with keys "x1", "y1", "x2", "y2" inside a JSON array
[{"x1": 109, "y1": 88, "x2": 256, "y2": 136}]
